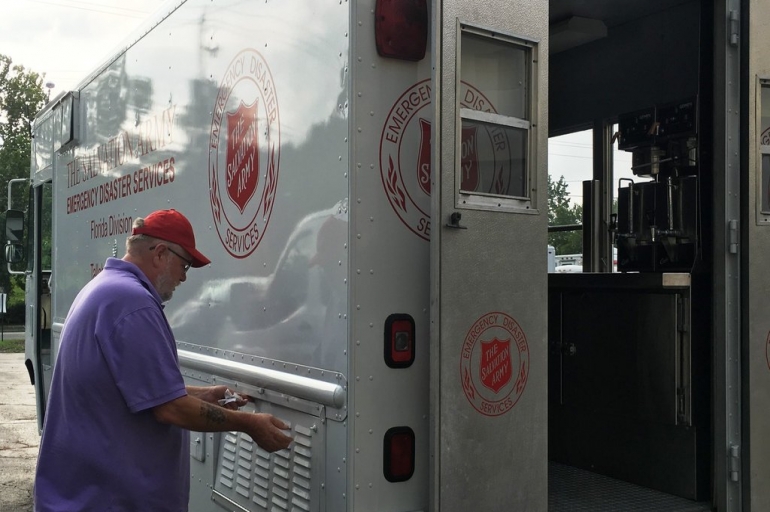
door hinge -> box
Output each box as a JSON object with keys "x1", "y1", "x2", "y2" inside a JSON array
[
  {"x1": 728, "y1": 219, "x2": 739, "y2": 254},
  {"x1": 729, "y1": 10, "x2": 740, "y2": 47},
  {"x1": 729, "y1": 444, "x2": 740, "y2": 482}
]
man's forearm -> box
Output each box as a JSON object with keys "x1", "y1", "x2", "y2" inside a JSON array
[
  {"x1": 154, "y1": 393, "x2": 293, "y2": 452},
  {"x1": 154, "y1": 394, "x2": 247, "y2": 432}
]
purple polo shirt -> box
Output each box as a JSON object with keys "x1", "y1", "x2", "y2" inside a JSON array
[{"x1": 35, "y1": 258, "x2": 189, "y2": 512}]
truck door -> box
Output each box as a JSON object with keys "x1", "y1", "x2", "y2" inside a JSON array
[
  {"x1": 430, "y1": 1, "x2": 548, "y2": 510},
  {"x1": 30, "y1": 180, "x2": 53, "y2": 429},
  {"x1": 21, "y1": 98, "x2": 59, "y2": 431},
  {"x1": 8, "y1": 176, "x2": 53, "y2": 432},
  {"x1": 744, "y1": 0, "x2": 770, "y2": 509}
]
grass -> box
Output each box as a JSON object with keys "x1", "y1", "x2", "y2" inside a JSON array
[{"x1": 0, "y1": 337, "x2": 24, "y2": 353}]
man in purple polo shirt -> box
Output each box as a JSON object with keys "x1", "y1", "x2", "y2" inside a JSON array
[{"x1": 34, "y1": 209, "x2": 292, "y2": 512}]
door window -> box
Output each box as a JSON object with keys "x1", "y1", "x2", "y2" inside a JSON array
[
  {"x1": 758, "y1": 80, "x2": 770, "y2": 221},
  {"x1": 458, "y1": 26, "x2": 538, "y2": 210}
]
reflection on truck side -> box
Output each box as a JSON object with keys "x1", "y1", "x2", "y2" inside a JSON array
[{"x1": 168, "y1": 202, "x2": 348, "y2": 371}]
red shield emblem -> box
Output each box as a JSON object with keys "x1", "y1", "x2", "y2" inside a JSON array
[
  {"x1": 460, "y1": 125, "x2": 479, "y2": 191},
  {"x1": 226, "y1": 101, "x2": 259, "y2": 213},
  {"x1": 479, "y1": 337, "x2": 512, "y2": 394},
  {"x1": 417, "y1": 118, "x2": 432, "y2": 195}
]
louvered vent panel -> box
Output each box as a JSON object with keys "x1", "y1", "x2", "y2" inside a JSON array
[
  {"x1": 291, "y1": 424, "x2": 314, "y2": 512},
  {"x1": 218, "y1": 433, "x2": 239, "y2": 489},
  {"x1": 213, "y1": 412, "x2": 320, "y2": 512}
]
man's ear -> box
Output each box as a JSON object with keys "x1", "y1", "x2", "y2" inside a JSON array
[{"x1": 147, "y1": 244, "x2": 168, "y2": 274}]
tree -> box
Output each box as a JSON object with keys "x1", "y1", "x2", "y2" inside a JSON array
[
  {"x1": 0, "y1": 54, "x2": 47, "y2": 314},
  {"x1": 0, "y1": 55, "x2": 46, "y2": 204},
  {"x1": 547, "y1": 174, "x2": 583, "y2": 255}
]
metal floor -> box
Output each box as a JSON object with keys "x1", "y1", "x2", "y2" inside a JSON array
[{"x1": 549, "y1": 463, "x2": 713, "y2": 512}]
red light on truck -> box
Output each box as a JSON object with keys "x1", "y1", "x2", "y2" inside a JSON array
[
  {"x1": 383, "y1": 426, "x2": 415, "y2": 482},
  {"x1": 374, "y1": 0, "x2": 428, "y2": 61},
  {"x1": 384, "y1": 314, "x2": 415, "y2": 368}
]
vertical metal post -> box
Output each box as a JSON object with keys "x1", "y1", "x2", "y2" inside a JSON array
[
  {"x1": 582, "y1": 180, "x2": 602, "y2": 272},
  {"x1": 712, "y1": 0, "x2": 742, "y2": 510},
  {"x1": 593, "y1": 121, "x2": 614, "y2": 272}
]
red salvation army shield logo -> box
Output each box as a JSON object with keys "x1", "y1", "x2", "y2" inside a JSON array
[
  {"x1": 460, "y1": 312, "x2": 529, "y2": 417},
  {"x1": 209, "y1": 49, "x2": 280, "y2": 258},
  {"x1": 225, "y1": 101, "x2": 259, "y2": 214},
  {"x1": 479, "y1": 338, "x2": 513, "y2": 394}
]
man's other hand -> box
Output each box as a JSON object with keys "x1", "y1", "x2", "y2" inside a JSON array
[{"x1": 246, "y1": 413, "x2": 293, "y2": 452}]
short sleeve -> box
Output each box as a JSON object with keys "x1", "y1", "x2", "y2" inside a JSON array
[{"x1": 99, "y1": 306, "x2": 187, "y2": 413}]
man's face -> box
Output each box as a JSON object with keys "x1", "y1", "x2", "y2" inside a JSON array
[{"x1": 155, "y1": 246, "x2": 189, "y2": 302}]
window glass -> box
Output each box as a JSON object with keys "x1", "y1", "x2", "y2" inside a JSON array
[
  {"x1": 459, "y1": 119, "x2": 527, "y2": 198},
  {"x1": 612, "y1": 123, "x2": 636, "y2": 272},
  {"x1": 547, "y1": 129, "x2": 592, "y2": 269},
  {"x1": 461, "y1": 33, "x2": 529, "y2": 120},
  {"x1": 759, "y1": 84, "x2": 770, "y2": 220},
  {"x1": 612, "y1": 123, "x2": 636, "y2": 215},
  {"x1": 58, "y1": 99, "x2": 72, "y2": 150},
  {"x1": 21, "y1": 183, "x2": 52, "y2": 274},
  {"x1": 762, "y1": 85, "x2": 770, "y2": 145},
  {"x1": 41, "y1": 182, "x2": 53, "y2": 271},
  {"x1": 34, "y1": 113, "x2": 54, "y2": 172},
  {"x1": 762, "y1": 154, "x2": 770, "y2": 214}
]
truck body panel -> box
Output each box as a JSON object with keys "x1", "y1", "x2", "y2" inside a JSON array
[{"x1": 15, "y1": 0, "x2": 770, "y2": 511}]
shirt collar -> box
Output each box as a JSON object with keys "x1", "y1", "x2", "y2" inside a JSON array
[{"x1": 103, "y1": 257, "x2": 164, "y2": 306}]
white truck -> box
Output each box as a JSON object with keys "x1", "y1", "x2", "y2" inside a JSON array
[{"x1": 8, "y1": 0, "x2": 770, "y2": 511}]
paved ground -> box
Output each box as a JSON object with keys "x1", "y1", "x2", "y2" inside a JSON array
[{"x1": 0, "y1": 353, "x2": 38, "y2": 512}]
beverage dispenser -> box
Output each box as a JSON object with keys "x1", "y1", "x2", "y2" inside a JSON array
[{"x1": 615, "y1": 99, "x2": 699, "y2": 272}]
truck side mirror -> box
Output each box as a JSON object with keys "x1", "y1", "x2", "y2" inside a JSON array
[{"x1": 4, "y1": 209, "x2": 26, "y2": 264}]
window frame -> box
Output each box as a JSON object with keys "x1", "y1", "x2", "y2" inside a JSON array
[
  {"x1": 757, "y1": 77, "x2": 770, "y2": 224},
  {"x1": 455, "y1": 23, "x2": 539, "y2": 213}
]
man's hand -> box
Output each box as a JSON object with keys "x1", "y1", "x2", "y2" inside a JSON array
[
  {"x1": 245, "y1": 413, "x2": 293, "y2": 452},
  {"x1": 155, "y1": 394, "x2": 292, "y2": 452},
  {"x1": 187, "y1": 385, "x2": 250, "y2": 409}
]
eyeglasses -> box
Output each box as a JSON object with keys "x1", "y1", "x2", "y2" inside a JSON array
[
  {"x1": 149, "y1": 244, "x2": 192, "y2": 273},
  {"x1": 167, "y1": 247, "x2": 192, "y2": 272}
]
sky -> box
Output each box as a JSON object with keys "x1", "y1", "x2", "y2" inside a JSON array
[
  {"x1": 0, "y1": 0, "x2": 635, "y2": 205},
  {"x1": 0, "y1": 0, "x2": 162, "y2": 95},
  {"x1": 549, "y1": 129, "x2": 635, "y2": 207}
]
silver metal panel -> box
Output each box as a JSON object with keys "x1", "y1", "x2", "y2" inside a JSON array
[
  {"x1": 347, "y1": 1, "x2": 432, "y2": 510},
  {"x1": 43, "y1": 2, "x2": 352, "y2": 511},
  {"x1": 211, "y1": 402, "x2": 323, "y2": 512},
  {"x1": 711, "y1": 0, "x2": 742, "y2": 510},
  {"x1": 431, "y1": 1, "x2": 548, "y2": 511},
  {"x1": 183, "y1": 366, "x2": 327, "y2": 512},
  {"x1": 50, "y1": 0, "x2": 350, "y2": 376},
  {"x1": 745, "y1": 0, "x2": 770, "y2": 509}
]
